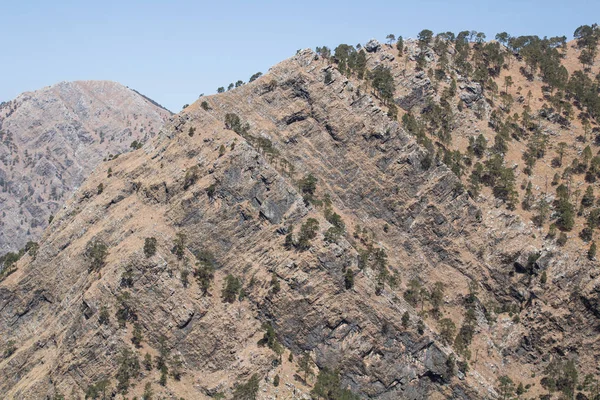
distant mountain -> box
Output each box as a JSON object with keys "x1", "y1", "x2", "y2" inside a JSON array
[{"x1": 0, "y1": 81, "x2": 171, "y2": 254}]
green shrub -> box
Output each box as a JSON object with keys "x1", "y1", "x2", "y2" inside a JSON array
[
  {"x1": 183, "y1": 166, "x2": 199, "y2": 190},
  {"x1": 297, "y1": 218, "x2": 319, "y2": 250},
  {"x1": 311, "y1": 368, "x2": 359, "y2": 400},
  {"x1": 115, "y1": 348, "x2": 140, "y2": 393},
  {"x1": 195, "y1": 264, "x2": 214, "y2": 296},
  {"x1": 270, "y1": 272, "x2": 281, "y2": 294},
  {"x1": 85, "y1": 379, "x2": 110, "y2": 399},
  {"x1": 172, "y1": 233, "x2": 186, "y2": 260},
  {"x1": 3, "y1": 340, "x2": 16, "y2": 359},
  {"x1": 233, "y1": 374, "x2": 259, "y2": 400},
  {"x1": 222, "y1": 274, "x2": 241, "y2": 303},
  {"x1": 86, "y1": 240, "x2": 108, "y2": 272},
  {"x1": 132, "y1": 322, "x2": 143, "y2": 348},
  {"x1": 144, "y1": 237, "x2": 157, "y2": 257},
  {"x1": 116, "y1": 291, "x2": 136, "y2": 328},
  {"x1": 344, "y1": 269, "x2": 354, "y2": 289},
  {"x1": 98, "y1": 306, "x2": 110, "y2": 325}
]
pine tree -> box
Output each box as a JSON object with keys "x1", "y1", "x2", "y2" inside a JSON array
[
  {"x1": 589, "y1": 241, "x2": 597, "y2": 260},
  {"x1": 297, "y1": 352, "x2": 314, "y2": 381},
  {"x1": 401, "y1": 311, "x2": 410, "y2": 328}
]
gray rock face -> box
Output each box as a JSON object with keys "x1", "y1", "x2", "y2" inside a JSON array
[
  {"x1": 365, "y1": 39, "x2": 381, "y2": 53},
  {"x1": 459, "y1": 82, "x2": 483, "y2": 106},
  {"x1": 395, "y1": 71, "x2": 433, "y2": 111},
  {"x1": 0, "y1": 81, "x2": 171, "y2": 254},
  {"x1": 0, "y1": 50, "x2": 546, "y2": 400}
]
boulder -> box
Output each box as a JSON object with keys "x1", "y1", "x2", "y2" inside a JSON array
[{"x1": 365, "y1": 39, "x2": 381, "y2": 53}]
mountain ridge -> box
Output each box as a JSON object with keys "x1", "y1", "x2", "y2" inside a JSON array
[
  {"x1": 2, "y1": 25, "x2": 600, "y2": 399},
  {"x1": 0, "y1": 80, "x2": 171, "y2": 255}
]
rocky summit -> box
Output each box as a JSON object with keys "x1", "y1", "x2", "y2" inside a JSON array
[
  {"x1": 0, "y1": 81, "x2": 171, "y2": 255},
  {"x1": 2, "y1": 25, "x2": 600, "y2": 400}
]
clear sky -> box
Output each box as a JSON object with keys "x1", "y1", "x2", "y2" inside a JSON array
[{"x1": 1, "y1": 0, "x2": 599, "y2": 112}]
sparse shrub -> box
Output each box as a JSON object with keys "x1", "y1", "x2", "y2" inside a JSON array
[
  {"x1": 344, "y1": 268, "x2": 354, "y2": 289},
  {"x1": 233, "y1": 374, "x2": 260, "y2": 400},
  {"x1": 284, "y1": 228, "x2": 294, "y2": 250},
  {"x1": 144, "y1": 237, "x2": 157, "y2": 257},
  {"x1": 195, "y1": 264, "x2": 214, "y2": 296},
  {"x1": 540, "y1": 270, "x2": 548, "y2": 285},
  {"x1": 438, "y1": 318, "x2": 456, "y2": 345},
  {"x1": 324, "y1": 70, "x2": 333, "y2": 84},
  {"x1": 85, "y1": 379, "x2": 110, "y2": 400},
  {"x1": 3, "y1": 340, "x2": 16, "y2": 359},
  {"x1": 497, "y1": 375, "x2": 515, "y2": 400},
  {"x1": 259, "y1": 322, "x2": 283, "y2": 356},
  {"x1": 201, "y1": 101, "x2": 211, "y2": 111},
  {"x1": 311, "y1": 368, "x2": 359, "y2": 400},
  {"x1": 144, "y1": 353, "x2": 153, "y2": 370},
  {"x1": 170, "y1": 354, "x2": 183, "y2": 381},
  {"x1": 417, "y1": 320, "x2": 425, "y2": 335},
  {"x1": 297, "y1": 352, "x2": 314, "y2": 382},
  {"x1": 297, "y1": 218, "x2": 319, "y2": 250},
  {"x1": 401, "y1": 311, "x2": 410, "y2": 329},
  {"x1": 270, "y1": 272, "x2": 281, "y2": 294},
  {"x1": 557, "y1": 232, "x2": 568, "y2": 246},
  {"x1": 143, "y1": 382, "x2": 153, "y2": 400},
  {"x1": 298, "y1": 173, "x2": 318, "y2": 204},
  {"x1": 172, "y1": 232, "x2": 186, "y2": 260},
  {"x1": 222, "y1": 274, "x2": 241, "y2": 303},
  {"x1": 206, "y1": 183, "x2": 217, "y2": 199},
  {"x1": 115, "y1": 348, "x2": 140, "y2": 393},
  {"x1": 180, "y1": 269, "x2": 190, "y2": 288},
  {"x1": 273, "y1": 374, "x2": 280, "y2": 387},
  {"x1": 86, "y1": 240, "x2": 108, "y2": 272},
  {"x1": 98, "y1": 306, "x2": 110, "y2": 325},
  {"x1": 120, "y1": 267, "x2": 134, "y2": 288},
  {"x1": 183, "y1": 165, "x2": 199, "y2": 189},
  {"x1": 132, "y1": 322, "x2": 143, "y2": 348},
  {"x1": 116, "y1": 291, "x2": 136, "y2": 328},
  {"x1": 249, "y1": 72, "x2": 263, "y2": 82},
  {"x1": 188, "y1": 126, "x2": 196, "y2": 137},
  {"x1": 97, "y1": 183, "x2": 104, "y2": 194},
  {"x1": 588, "y1": 241, "x2": 597, "y2": 260}
]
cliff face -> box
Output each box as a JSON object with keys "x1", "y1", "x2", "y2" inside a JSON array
[
  {"x1": 0, "y1": 81, "x2": 171, "y2": 254},
  {"x1": 0, "y1": 50, "x2": 536, "y2": 400}
]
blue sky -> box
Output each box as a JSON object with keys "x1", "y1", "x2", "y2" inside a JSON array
[{"x1": 1, "y1": 0, "x2": 599, "y2": 112}]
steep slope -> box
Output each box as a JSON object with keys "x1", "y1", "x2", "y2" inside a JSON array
[
  {"x1": 0, "y1": 50, "x2": 536, "y2": 399},
  {"x1": 0, "y1": 81, "x2": 171, "y2": 254}
]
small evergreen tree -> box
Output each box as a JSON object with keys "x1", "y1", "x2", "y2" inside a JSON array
[
  {"x1": 222, "y1": 274, "x2": 242, "y2": 303},
  {"x1": 344, "y1": 269, "x2": 354, "y2": 289},
  {"x1": 589, "y1": 241, "x2": 597, "y2": 260},
  {"x1": 401, "y1": 311, "x2": 410, "y2": 329},
  {"x1": 297, "y1": 352, "x2": 314, "y2": 382},
  {"x1": 232, "y1": 374, "x2": 260, "y2": 400},
  {"x1": 131, "y1": 322, "x2": 143, "y2": 348},
  {"x1": 144, "y1": 237, "x2": 157, "y2": 257}
]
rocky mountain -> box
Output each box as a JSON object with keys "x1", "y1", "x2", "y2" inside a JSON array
[
  {"x1": 0, "y1": 81, "x2": 171, "y2": 255},
  {"x1": 1, "y1": 26, "x2": 600, "y2": 400}
]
